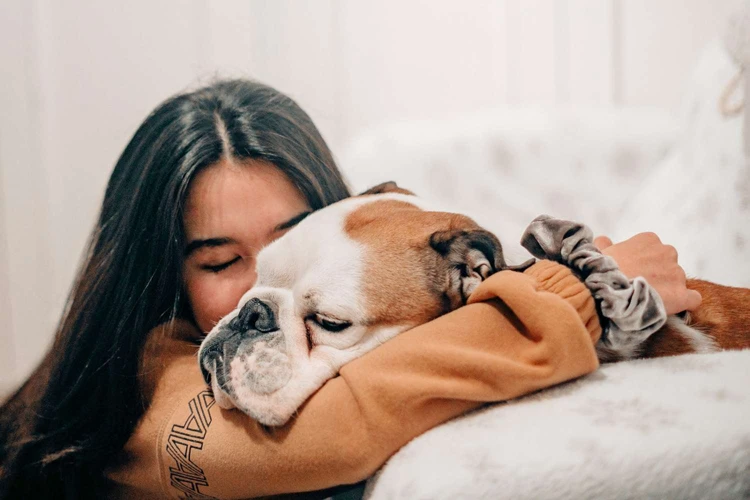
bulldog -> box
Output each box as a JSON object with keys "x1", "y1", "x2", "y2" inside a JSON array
[{"x1": 198, "y1": 182, "x2": 750, "y2": 426}]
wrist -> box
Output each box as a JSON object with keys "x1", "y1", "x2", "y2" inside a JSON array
[{"x1": 524, "y1": 260, "x2": 603, "y2": 344}]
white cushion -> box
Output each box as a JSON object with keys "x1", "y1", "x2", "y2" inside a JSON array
[
  {"x1": 339, "y1": 108, "x2": 677, "y2": 264},
  {"x1": 612, "y1": 41, "x2": 750, "y2": 287},
  {"x1": 365, "y1": 350, "x2": 750, "y2": 500}
]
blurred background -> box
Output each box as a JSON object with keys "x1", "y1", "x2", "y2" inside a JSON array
[{"x1": 0, "y1": 0, "x2": 745, "y2": 393}]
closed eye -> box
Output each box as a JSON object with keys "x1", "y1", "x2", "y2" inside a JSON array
[
  {"x1": 201, "y1": 256, "x2": 241, "y2": 273},
  {"x1": 308, "y1": 314, "x2": 352, "y2": 332}
]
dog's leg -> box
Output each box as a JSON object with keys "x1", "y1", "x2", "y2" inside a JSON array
[{"x1": 640, "y1": 279, "x2": 750, "y2": 358}]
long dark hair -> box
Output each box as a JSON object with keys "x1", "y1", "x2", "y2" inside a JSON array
[{"x1": 0, "y1": 79, "x2": 351, "y2": 497}]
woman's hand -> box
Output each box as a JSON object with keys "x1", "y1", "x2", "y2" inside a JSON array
[{"x1": 594, "y1": 233, "x2": 702, "y2": 315}]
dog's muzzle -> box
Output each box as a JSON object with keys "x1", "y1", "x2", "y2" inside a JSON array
[{"x1": 199, "y1": 298, "x2": 291, "y2": 398}]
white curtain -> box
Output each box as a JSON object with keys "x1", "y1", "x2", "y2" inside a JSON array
[{"x1": 0, "y1": 0, "x2": 737, "y2": 391}]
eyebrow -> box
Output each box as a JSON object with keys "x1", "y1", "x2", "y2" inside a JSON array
[
  {"x1": 184, "y1": 237, "x2": 234, "y2": 258},
  {"x1": 273, "y1": 211, "x2": 312, "y2": 232},
  {"x1": 184, "y1": 211, "x2": 312, "y2": 258}
]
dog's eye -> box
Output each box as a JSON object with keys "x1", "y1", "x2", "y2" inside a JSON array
[{"x1": 310, "y1": 314, "x2": 351, "y2": 332}]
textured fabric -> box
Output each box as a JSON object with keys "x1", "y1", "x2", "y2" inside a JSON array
[
  {"x1": 723, "y1": 0, "x2": 750, "y2": 156},
  {"x1": 612, "y1": 39, "x2": 750, "y2": 288},
  {"x1": 725, "y1": 0, "x2": 750, "y2": 68},
  {"x1": 521, "y1": 215, "x2": 667, "y2": 359},
  {"x1": 104, "y1": 262, "x2": 600, "y2": 499},
  {"x1": 364, "y1": 349, "x2": 750, "y2": 500},
  {"x1": 338, "y1": 108, "x2": 677, "y2": 265}
]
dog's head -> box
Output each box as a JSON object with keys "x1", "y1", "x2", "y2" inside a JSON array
[{"x1": 198, "y1": 182, "x2": 530, "y2": 425}]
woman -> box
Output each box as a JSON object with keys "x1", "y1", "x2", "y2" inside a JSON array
[{"x1": 0, "y1": 80, "x2": 699, "y2": 498}]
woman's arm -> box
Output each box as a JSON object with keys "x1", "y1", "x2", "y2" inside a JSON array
[{"x1": 105, "y1": 261, "x2": 601, "y2": 499}]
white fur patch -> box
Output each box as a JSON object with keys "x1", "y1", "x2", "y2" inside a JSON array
[
  {"x1": 204, "y1": 193, "x2": 425, "y2": 425},
  {"x1": 667, "y1": 316, "x2": 720, "y2": 354}
]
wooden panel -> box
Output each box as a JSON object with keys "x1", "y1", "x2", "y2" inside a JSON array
[
  {"x1": 0, "y1": 163, "x2": 15, "y2": 385},
  {"x1": 505, "y1": 0, "x2": 557, "y2": 105},
  {"x1": 564, "y1": 0, "x2": 615, "y2": 105},
  {"x1": 2, "y1": 0, "x2": 209, "y2": 379},
  {"x1": 37, "y1": 0, "x2": 207, "y2": 296},
  {"x1": 0, "y1": 0, "x2": 52, "y2": 382},
  {"x1": 338, "y1": 0, "x2": 507, "y2": 142},
  {"x1": 489, "y1": 0, "x2": 510, "y2": 107},
  {"x1": 620, "y1": 0, "x2": 737, "y2": 110},
  {"x1": 239, "y1": 0, "x2": 342, "y2": 150},
  {"x1": 202, "y1": 0, "x2": 255, "y2": 74}
]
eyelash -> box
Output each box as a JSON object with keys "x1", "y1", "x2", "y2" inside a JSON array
[{"x1": 202, "y1": 256, "x2": 240, "y2": 273}]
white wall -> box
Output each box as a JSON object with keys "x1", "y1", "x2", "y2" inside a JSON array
[{"x1": 0, "y1": 0, "x2": 739, "y2": 390}]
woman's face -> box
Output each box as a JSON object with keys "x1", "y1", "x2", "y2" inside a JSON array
[{"x1": 183, "y1": 158, "x2": 311, "y2": 333}]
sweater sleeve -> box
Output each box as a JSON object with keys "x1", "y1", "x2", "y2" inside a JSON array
[{"x1": 105, "y1": 261, "x2": 601, "y2": 499}]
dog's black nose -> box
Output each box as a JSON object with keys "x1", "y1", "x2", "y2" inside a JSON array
[
  {"x1": 228, "y1": 298, "x2": 279, "y2": 334},
  {"x1": 200, "y1": 299, "x2": 279, "y2": 387}
]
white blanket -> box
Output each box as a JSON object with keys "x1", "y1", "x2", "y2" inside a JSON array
[{"x1": 364, "y1": 350, "x2": 750, "y2": 500}]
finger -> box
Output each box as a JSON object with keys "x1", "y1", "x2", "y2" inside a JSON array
[
  {"x1": 664, "y1": 244, "x2": 678, "y2": 262},
  {"x1": 685, "y1": 290, "x2": 702, "y2": 311},
  {"x1": 678, "y1": 266, "x2": 687, "y2": 284},
  {"x1": 594, "y1": 236, "x2": 613, "y2": 250},
  {"x1": 641, "y1": 232, "x2": 662, "y2": 243}
]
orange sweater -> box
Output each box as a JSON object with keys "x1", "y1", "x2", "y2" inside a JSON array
[{"x1": 105, "y1": 261, "x2": 602, "y2": 499}]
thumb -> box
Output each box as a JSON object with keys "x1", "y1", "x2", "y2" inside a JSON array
[
  {"x1": 594, "y1": 235, "x2": 613, "y2": 250},
  {"x1": 684, "y1": 289, "x2": 703, "y2": 311}
]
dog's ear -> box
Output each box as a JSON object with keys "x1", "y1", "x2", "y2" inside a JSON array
[
  {"x1": 359, "y1": 181, "x2": 415, "y2": 196},
  {"x1": 430, "y1": 229, "x2": 534, "y2": 308}
]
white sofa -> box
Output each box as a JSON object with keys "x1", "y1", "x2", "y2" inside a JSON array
[
  {"x1": 337, "y1": 37, "x2": 750, "y2": 500},
  {"x1": 341, "y1": 40, "x2": 750, "y2": 290}
]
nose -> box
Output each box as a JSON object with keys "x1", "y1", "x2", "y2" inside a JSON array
[
  {"x1": 199, "y1": 298, "x2": 280, "y2": 386},
  {"x1": 228, "y1": 298, "x2": 279, "y2": 333}
]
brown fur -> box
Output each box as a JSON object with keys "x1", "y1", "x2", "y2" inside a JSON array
[
  {"x1": 345, "y1": 198, "x2": 493, "y2": 329},
  {"x1": 358, "y1": 181, "x2": 416, "y2": 197},
  {"x1": 348, "y1": 182, "x2": 750, "y2": 361},
  {"x1": 641, "y1": 279, "x2": 750, "y2": 358},
  {"x1": 638, "y1": 323, "x2": 696, "y2": 358}
]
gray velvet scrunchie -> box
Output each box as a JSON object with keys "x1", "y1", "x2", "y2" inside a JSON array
[{"x1": 520, "y1": 215, "x2": 667, "y2": 359}]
